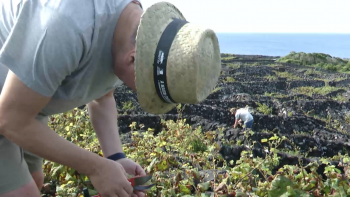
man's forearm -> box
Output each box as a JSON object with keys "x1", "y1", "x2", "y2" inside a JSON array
[
  {"x1": 233, "y1": 120, "x2": 238, "y2": 128},
  {"x1": 88, "y1": 91, "x2": 123, "y2": 157},
  {"x1": 0, "y1": 119, "x2": 102, "y2": 176}
]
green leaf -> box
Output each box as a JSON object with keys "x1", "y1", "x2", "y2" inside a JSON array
[
  {"x1": 320, "y1": 158, "x2": 330, "y2": 165},
  {"x1": 51, "y1": 165, "x2": 63, "y2": 176},
  {"x1": 146, "y1": 158, "x2": 157, "y2": 173},
  {"x1": 261, "y1": 139, "x2": 268, "y2": 143},
  {"x1": 201, "y1": 193, "x2": 211, "y2": 197},
  {"x1": 268, "y1": 175, "x2": 294, "y2": 197},
  {"x1": 88, "y1": 189, "x2": 98, "y2": 195},
  {"x1": 269, "y1": 135, "x2": 279, "y2": 141},
  {"x1": 65, "y1": 173, "x2": 72, "y2": 181},
  {"x1": 198, "y1": 181, "x2": 210, "y2": 192},
  {"x1": 179, "y1": 184, "x2": 191, "y2": 194}
]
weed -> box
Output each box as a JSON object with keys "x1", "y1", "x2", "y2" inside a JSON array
[
  {"x1": 264, "y1": 75, "x2": 278, "y2": 81},
  {"x1": 264, "y1": 92, "x2": 287, "y2": 98},
  {"x1": 224, "y1": 77, "x2": 235, "y2": 83},
  {"x1": 291, "y1": 86, "x2": 344, "y2": 96},
  {"x1": 122, "y1": 100, "x2": 134, "y2": 110},
  {"x1": 226, "y1": 63, "x2": 241, "y2": 69},
  {"x1": 211, "y1": 87, "x2": 222, "y2": 93},
  {"x1": 273, "y1": 71, "x2": 302, "y2": 80},
  {"x1": 344, "y1": 114, "x2": 350, "y2": 124},
  {"x1": 256, "y1": 102, "x2": 273, "y2": 115}
]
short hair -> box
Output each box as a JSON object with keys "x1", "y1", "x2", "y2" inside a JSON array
[{"x1": 230, "y1": 108, "x2": 237, "y2": 113}]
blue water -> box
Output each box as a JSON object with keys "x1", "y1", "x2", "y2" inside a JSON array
[{"x1": 216, "y1": 33, "x2": 350, "y2": 59}]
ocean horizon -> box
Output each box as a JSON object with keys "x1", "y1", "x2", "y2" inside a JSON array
[{"x1": 216, "y1": 33, "x2": 350, "y2": 59}]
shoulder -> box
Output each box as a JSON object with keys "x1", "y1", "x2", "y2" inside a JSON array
[
  {"x1": 0, "y1": 0, "x2": 90, "y2": 97},
  {"x1": 235, "y1": 110, "x2": 241, "y2": 116},
  {"x1": 236, "y1": 109, "x2": 243, "y2": 113},
  {"x1": 40, "y1": 0, "x2": 95, "y2": 31}
]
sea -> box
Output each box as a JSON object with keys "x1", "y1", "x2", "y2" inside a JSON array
[{"x1": 216, "y1": 33, "x2": 350, "y2": 59}]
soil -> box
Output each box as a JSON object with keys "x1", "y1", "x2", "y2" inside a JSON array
[{"x1": 111, "y1": 54, "x2": 350, "y2": 177}]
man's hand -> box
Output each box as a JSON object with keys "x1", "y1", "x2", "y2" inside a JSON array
[
  {"x1": 233, "y1": 118, "x2": 241, "y2": 129},
  {"x1": 89, "y1": 158, "x2": 134, "y2": 197},
  {"x1": 88, "y1": 90, "x2": 146, "y2": 196},
  {"x1": 118, "y1": 158, "x2": 147, "y2": 197},
  {"x1": 233, "y1": 121, "x2": 237, "y2": 129}
]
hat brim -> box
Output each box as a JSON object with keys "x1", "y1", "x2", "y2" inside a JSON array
[{"x1": 134, "y1": 2, "x2": 186, "y2": 114}]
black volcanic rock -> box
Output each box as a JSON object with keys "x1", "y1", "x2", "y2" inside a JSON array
[{"x1": 113, "y1": 54, "x2": 350, "y2": 177}]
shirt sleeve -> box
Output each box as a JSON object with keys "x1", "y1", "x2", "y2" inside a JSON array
[
  {"x1": 0, "y1": 1, "x2": 83, "y2": 97},
  {"x1": 235, "y1": 112, "x2": 240, "y2": 120}
]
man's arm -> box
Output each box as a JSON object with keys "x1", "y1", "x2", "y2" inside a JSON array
[
  {"x1": 87, "y1": 90, "x2": 123, "y2": 157},
  {"x1": 0, "y1": 3, "x2": 103, "y2": 175},
  {"x1": 233, "y1": 113, "x2": 240, "y2": 128},
  {"x1": 233, "y1": 119, "x2": 239, "y2": 128},
  {"x1": 0, "y1": 71, "x2": 101, "y2": 176}
]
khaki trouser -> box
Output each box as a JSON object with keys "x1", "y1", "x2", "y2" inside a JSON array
[{"x1": 0, "y1": 115, "x2": 48, "y2": 195}]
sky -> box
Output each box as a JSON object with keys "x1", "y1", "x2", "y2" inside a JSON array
[{"x1": 140, "y1": 0, "x2": 350, "y2": 34}]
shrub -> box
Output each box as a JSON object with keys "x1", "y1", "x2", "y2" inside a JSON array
[
  {"x1": 277, "y1": 52, "x2": 350, "y2": 73},
  {"x1": 42, "y1": 107, "x2": 350, "y2": 197},
  {"x1": 256, "y1": 102, "x2": 273, "y2": 115}
]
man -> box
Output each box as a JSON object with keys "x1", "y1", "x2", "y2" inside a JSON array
[
  {"x1": 0, "y1": 0, "x2": 221, "y2": 197},
  {"x1": 231, "y1": 108, "x2": 254, "y2": 129}
]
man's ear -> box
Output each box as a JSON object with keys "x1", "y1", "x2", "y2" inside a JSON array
[
  {"x1": 115, "y1": 50, "x2": 134, "y2": 75},
  {"x1": 125, "y1": 50, "x2": 136, "y2": 67}
]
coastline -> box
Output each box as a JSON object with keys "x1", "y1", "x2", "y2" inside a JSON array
[{"x1": 216, "y1": 33, "x2": 350, "y2": 59}]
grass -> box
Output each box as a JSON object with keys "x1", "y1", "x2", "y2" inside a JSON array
[
  {"x1": 267, "y1": 63, "x2": 281, "y2": 67},
  {"x1": 263, "y1": 71, "x2": 302, "y2": 81},
  {"x1": 226, "y1": 62, "x2": 262, "y2": 70},
  {"x1": 304, "y1": 69, "x2": 323, "y2": 75},
  {"x1": 291, "y1": 86, "x2": 344, "y2": 96},
  {"x1": 344, "y1": 114, "x2": 350, "y2": 124},
  {"x1": 223, "y1": 77, "x2": 235, "y2": 83},
  {"x1": 221, "y1": 56, "x2": 236, "y2": 61},
  {"x1": 122, "y1": 100, "x2": 134, "y2": 110},
  {"x1": 277, "y1": 51, "x2": 350, "y2": 73},
  {"x1": 332, "y1": 94, "x2": 347, "y2": 102},
  {"x1": 273, "y1": 71, "x2": 302, "y2": 80},
  {"x1": 264, "y1": 75, "x2": 278, "y2": 81},
  {"x1": 211, "y1": 87, "x2": 222, "y2": 93},
  {"x1": 226, "y1": 63, "x2": 241, "y2": 69},
  {"x1": 264, "y1": 92, "x2": 288, "y2": 98},
  {"x1": 221, "y1": 54, "x2": 235, "y2": 60}
]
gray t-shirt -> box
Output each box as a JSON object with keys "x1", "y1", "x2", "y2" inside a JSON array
[
  {"x1": 235, "y1": 108, "x2": 253, "y2": 123},
  {"x1": 0, "y1": 0, "x2": 135, "y2": 116}
]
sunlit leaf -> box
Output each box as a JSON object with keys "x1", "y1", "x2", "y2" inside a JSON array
[
  {"x1": 179, "y1": 184, "x2": 191, "y2": 194},
  {"x1": 198, "y1": 181, "x2": 210, "y2": 192}
]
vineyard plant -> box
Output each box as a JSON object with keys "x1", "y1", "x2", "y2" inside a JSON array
[{"x1": 42, "y1": 106, "x2": 350, "y2": 197}]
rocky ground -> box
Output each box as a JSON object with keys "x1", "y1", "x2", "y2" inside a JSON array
[{"x1": 112, "y1": 54, "x2": 350, "y2": 179}]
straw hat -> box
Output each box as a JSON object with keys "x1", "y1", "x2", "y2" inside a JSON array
[{"x1": 134, "y1": 1, "x2": 222, "y2": 114}]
